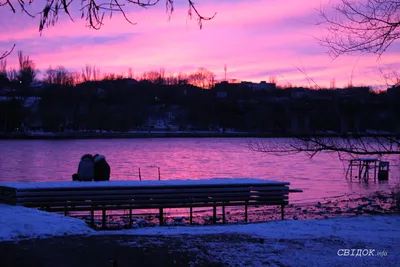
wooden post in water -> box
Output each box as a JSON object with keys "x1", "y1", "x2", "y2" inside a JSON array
[
  {"x1": 158, "y1": 167, "x2": 161, "y2": 180},
  {"x1": 281, "y1": 205, "x2": 285, "y2": 220},
  {"x1": 138, "y1": 167, "x2": 142, "y2": 181}
]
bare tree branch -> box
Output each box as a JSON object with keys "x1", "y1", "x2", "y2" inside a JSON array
[
  {"x1": 317, "y1": 0, "x2": 400, "y2": 58},
  {"x1": 0, "y1": 44, "x2": 15, "y2": 60},
  {"x1": 247, "y1": 135, "x2": 400, "y2": 160},
  {"x1": 294, "y1": 65, "x2": 321, "y2": 89},
  {"x1": 379, "y1": 65, "x2": 400, "y2": 86},
  {"x1": 0, "y1": 0, "x2": 215, "y2": 33},
  {"x1": 246, "y1": 1, "x2": 400, "y2": 160},
  {"x1": 187, "y1": 0, "x2": 216, "y2": 29}
]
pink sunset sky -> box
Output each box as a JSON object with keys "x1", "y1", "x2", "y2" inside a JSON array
[{"x1": 0, "y1": 0, "x2": 399, "y2": 88}]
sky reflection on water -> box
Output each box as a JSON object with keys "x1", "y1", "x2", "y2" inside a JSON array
[{"x1": 0, "y1": 138, "x2": 398, "y2": 203}]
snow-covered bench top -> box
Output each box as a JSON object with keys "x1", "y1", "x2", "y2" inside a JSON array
[{"x1": 0, "y1": 178, "x2": 289, "y2": 190}]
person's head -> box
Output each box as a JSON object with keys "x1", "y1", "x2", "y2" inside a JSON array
[
  {"x1": 94, "y1": 154, "x2": 106, "y2": 163},
  {"x1": 81, "y1": 154, "x2": 93, "y2": 160}
]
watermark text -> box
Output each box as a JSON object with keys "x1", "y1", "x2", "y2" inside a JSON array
[{"x1": 337, "y1": 249, "x2": 388, "y2": 257}]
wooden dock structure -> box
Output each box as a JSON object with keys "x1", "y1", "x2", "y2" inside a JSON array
[{"x1": 346, "y1": 158, "x2": 390, "y2": 182}]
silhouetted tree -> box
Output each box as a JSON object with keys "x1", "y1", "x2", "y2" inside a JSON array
[
  {"x1": 318, "y1": 0, "x2": 400, "y2": 58},
  {"x1": 127, "y1": 68, "x2": 134, "y2": 79},
  {"x1": 247, "y1": 0, "x2": 400, "y2": 159},
  {"x1": 44, "y1": 65, "x2": 74, "y2": 85},
  {"x1": 188, "y1": 68, "x2": 215, "y2": 89},
  {"x1": 7, "y1": 67, "x2": 18, "y2": 83},
  {"x1": 1, "y1": 0, "x2": 216, "y2": 32},
  {"x1": 379, "y1": 66, "x2": 400, "y2": 87},
  {"x1": 141, "y1": 69, "x2": 165, "y2": 85},
  {"x1": 2, "y1": 98, "x2": 23, "y2": 132},
  {"x1": 103, "y1": 72, "x2": 124, "y2": 81},
  {"x1": 0, "y1": 59, "x2": 9, "y2": 87},
  {"x1": 82, "y1": 64, "x2": 100, "y2": 82},
  {"x1": 17, "y1": 51, "x2": 37, "y2": 85}
]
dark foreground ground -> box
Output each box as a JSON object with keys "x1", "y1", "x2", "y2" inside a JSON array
[{"x1": 0, "y1": 234, "x2": 236, "y2": 267}]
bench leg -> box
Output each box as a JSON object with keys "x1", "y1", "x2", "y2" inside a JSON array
[
  {"x1": 245, "y1": 202, "x2": 248, "y2": 223},
  {"x1": 129, "y1": 208, "x2": 133, "y2": 229},
  {"x1": 90, "y1": 209, "x2": 94, "y2": 228},
  {"x1": 222, "y1": 204, "x2": 226, "y2": 224},
  {"x1": 102, "y1": 208, "x2": 106, "y2": 229},
  {"x1": 159, "y1": 208, "x2": 164, "y2": 226},
  {"x1": 212, "y1": 204, "x2": 217, "y2": 224},
  {"x1": 190, "y1": 207, "x2": 193, "y2": 225},
  {"x1": 281, "y1": 204, "x2": 285, "y2": 220}
]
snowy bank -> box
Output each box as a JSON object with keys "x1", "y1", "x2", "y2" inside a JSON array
[
  {"x1": 0, "y1": 204, "x2": 398, "y2": 266},
  {"x1": 1, "y1": 204, "x2": 398, "y2": 243},
  {"x1": 0, "y1": 204, "x2": 94, "y2": 241},
  {"x1": 100, "y1": 215, "x2": 400, "y2": 241},
  {"x1": 1, "y1": 203, "x2": 398, "y2": 242},
  {"x1": 109, "y1": 215, "x2": 400, "y2": 266}
]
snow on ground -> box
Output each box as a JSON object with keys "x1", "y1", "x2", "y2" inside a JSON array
[
  {"x1": 0, "y1": 204, "x2": 94, "y2": 241},
  {"x1": 0, "y1": 178, "x2": 287, "y2": 189},
  {"x1": 0, "y1": 204, "x2": 398, "y2": 266},
  {"x1": 101, "y1": 215, "x2": 399, "y2": 242},
  {"x1": 111, "y1": 215, "x2": 399, "y2": 266}
]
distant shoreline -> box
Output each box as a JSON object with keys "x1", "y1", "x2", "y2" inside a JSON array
[{"x1": 0, "y1": 131, "x2": 398, "y2": 140}]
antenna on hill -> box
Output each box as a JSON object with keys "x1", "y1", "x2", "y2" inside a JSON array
[{"x1": 224, "y1": 64, "x2": 227, "y2": 81}]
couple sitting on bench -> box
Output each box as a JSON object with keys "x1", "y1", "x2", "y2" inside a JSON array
[{"x1": 72, "y1": 154, "x2": 111, "y2": 182}]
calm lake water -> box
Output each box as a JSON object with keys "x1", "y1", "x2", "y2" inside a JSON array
[{"x1": 0, "y1": 138, "x2": 399, "y2": 204}]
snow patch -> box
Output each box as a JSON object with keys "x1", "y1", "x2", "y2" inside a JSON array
[
  {"x1": 0, "y1": 204, "x2": 398, "y2": 266},
  {"x1": 0, "y1": 204, "x2": 94, "y2": 241}
]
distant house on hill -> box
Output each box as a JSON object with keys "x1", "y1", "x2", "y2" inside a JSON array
[
  {"x1": 337, "y1": 86, "x2": 370, "y2": 99},
  {"x1": 122, "y1": 78, "x2": 138, "y2": 86},
  {"x1": 288, "y1": 87, "x2": 309, "y2": 99},
  {"x1": 213, "y1": 80, "x2": 276, "y2": 98},
  {"x1": 240, "y1": 81, "x2": 276, "y2": 91},
  {"x1": 213, "y1": 81, "x2": 240, "y2": 98}
]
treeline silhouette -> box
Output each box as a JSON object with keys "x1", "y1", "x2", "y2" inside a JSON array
[{"x1": 0, "y1": 51, "x2": 399, "y2": 135}]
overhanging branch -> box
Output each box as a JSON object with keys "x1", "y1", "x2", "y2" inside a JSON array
[
  {"x1": 1, "y1": 0, "x2": 215, "y2": 32},
  {"x1": 0, "y1": 44, "x2": 15, "y2": 60},
  {"x1": 247, "y1": 135, "x2": 400, "y2": 160}
]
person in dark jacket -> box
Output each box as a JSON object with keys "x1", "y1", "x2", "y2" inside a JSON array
[
  {"x1": 93, "y1": 154, "x2": 111, "y2": 181},
  {"x1": 72, "y1": 154, "x2": 94, "y2": 181}
]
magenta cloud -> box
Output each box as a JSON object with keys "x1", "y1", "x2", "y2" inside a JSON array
[{"x1": 0, "y1": 0, "x2": 398, "y2": 88}]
